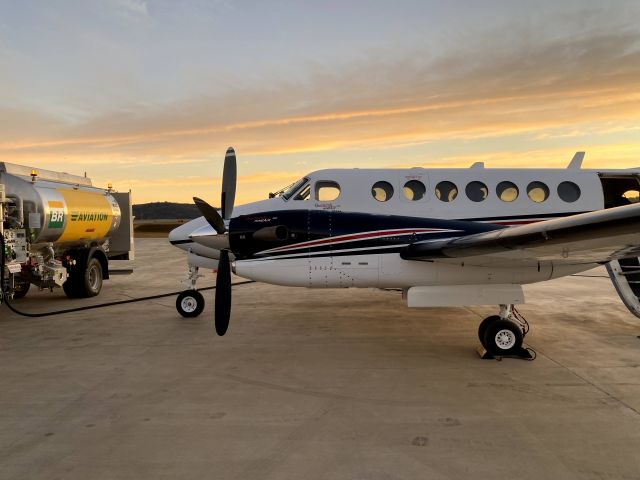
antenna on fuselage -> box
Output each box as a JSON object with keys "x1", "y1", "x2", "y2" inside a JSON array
[{"x1": 567, "y1": 152, "x2": 585, "y2": 169}]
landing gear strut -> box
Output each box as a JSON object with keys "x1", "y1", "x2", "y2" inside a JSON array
[
  {"x1": 176, "y1": 265, "x2": 205, "y2": 318},
  {"x1": 478, "y1": 305, "x2": 532, "y2": 359}
]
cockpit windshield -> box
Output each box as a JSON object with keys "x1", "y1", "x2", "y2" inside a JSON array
[{"x1": 279, "y1": 177, "x2": 309, "y2": 200}]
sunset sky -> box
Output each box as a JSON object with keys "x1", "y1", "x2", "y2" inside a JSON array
[{"x1": 1, "y1": 0, "x2": 640, "y2": 204}]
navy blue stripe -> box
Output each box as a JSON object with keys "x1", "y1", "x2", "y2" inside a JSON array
[
  {"x1": 229, "y1": 209, "x2": 590, "y2": 261},
  {"x1": 170, "y1": 239, "x2": 194, "y2": 246}
]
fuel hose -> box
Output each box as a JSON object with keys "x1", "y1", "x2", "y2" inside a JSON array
[{"x1": 1, "y1": 233, "x2": 253, "y2": 318}]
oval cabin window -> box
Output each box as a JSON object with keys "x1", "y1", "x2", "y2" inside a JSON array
[
  {"x1": 557, "y1": 181, "x2": 581, "y2": 203},
  {"x1": 372, "y1": 181, "x2": 394, "y2": 202},
  {"x1": 527, "y1": 181, "x2": 550, "y2": 203},
  {"x1": 435, "y1": 181, "x2": 458, "y2": 202},
  {"x1": 465, "y1": 181, "x2": 489, "y2": 202},
  {"x1": 403, "y1": 180, "x2": 426, "y2": 201},
  {"x1": 496, "y1": 181, "x2": 519, "y2": 202}
]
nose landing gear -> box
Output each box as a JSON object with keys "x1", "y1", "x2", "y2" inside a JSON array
[
  {"x1": 176, "y1": 265, "x2": 205, "y2": 318},
  {"x1": 478, "y1": 305, "x2": 534, "y2": 360}
]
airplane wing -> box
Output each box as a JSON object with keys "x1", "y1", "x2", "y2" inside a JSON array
[{"x1": 401, "y1": 202, "x2": 640, "y2": 266}]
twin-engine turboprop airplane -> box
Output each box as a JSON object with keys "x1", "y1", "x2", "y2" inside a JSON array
[{"x1": 169, "y1": 148, "x2": 640, "y2": 356}]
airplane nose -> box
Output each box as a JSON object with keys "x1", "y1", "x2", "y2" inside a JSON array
[{"x1": 168, "y1": 222, "x2": 193, "y2": 249}]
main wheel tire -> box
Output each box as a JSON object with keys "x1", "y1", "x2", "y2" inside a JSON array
[
  {"x1": 82, "y1": 258, "x2": 103, "y2": 297},
  {"x1": 478, "y1": 315, "x2": 500, "y2": 346},
  {"x1": 63, "y1": 257, "x2": 103, "y2": 298},
  {"x1": 176, "y1": 290, "x2": 205, "y2": 318},
  {"x1": 63, "y1": 277, "x2": 80, "y2": 298},
  {"x1": 484, "y1": 319, "x2": 524, "y2": 356},
  {"x1": 12, "y1": 281, "x2": 31, "y2": 299}
]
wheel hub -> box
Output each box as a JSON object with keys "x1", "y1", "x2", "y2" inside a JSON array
[
  {"x1": 494, "y1": 329, "x2": 516, "y2": 349},
  {"x1": 181, "y1": 296, "x2": 198, "y2": 313},
  {"x1": 88, "y1": 266, "x2": 100, "y2": 290}
]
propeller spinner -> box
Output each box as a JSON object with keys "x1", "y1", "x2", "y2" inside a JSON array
[{"x1": 193, "y1": 147, "x2": 237, "y2": 336}]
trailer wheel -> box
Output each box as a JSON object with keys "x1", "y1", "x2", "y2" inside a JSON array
[
  {"x1": 64, "y1": 257, "x2": 103, "y2": 298},
  {"x1": 82, "y1": 257, "x2": 103, "y2": 297},
  {"x1": 176, "y1": 290, "x2": 205, "y2": 318},
  {"x1": 63, "y1": 277, "x2": 79, "y2": 298},
  {"x1": 12, "y1": 281, "x2": 30, "y2": 299}
]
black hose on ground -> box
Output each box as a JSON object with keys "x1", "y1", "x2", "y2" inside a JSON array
[
  {"x1": 1, "y1": 232, "x2": 255, "y2": 318},
  {"x1": 3, "y1": 281, "x2": 255, "y2": 318}
]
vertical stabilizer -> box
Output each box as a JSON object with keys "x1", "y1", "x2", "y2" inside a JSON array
[{"x1": 567, "y1": 152, "x2": 585, "y2": 169}]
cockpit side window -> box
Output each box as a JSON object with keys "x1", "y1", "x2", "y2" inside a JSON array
[
  {"x1": 281, "y1": 177, "x2": 309, "y2": 200},
  {"x1": 293, "y1": 184, "x2": 311, "y2": 201}
]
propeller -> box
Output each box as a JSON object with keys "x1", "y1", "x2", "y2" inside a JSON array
[
  {"x1": 193, "y1": 147, "x2": 237, "y2": 336},
  {"x1": 193, "y1": 147, "x2": 237, "y2": 233},
  {"x1": 193, "y1": 197, "x2": 226, "y2": 234},
  {"x1": 221, "y1": 147, "x2": 237, "y2": 220},
  {"x1": 214, "y1": 249, "x2": 232, "y2": 335}
]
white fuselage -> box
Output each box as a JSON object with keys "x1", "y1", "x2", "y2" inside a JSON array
[{"x1": 171, "y1": 166, "x2": 638, "y2": 290}]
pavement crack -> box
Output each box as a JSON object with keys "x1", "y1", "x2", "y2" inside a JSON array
[{"x1": 534, "y1": 347, "x2": 640, "y2": 418}]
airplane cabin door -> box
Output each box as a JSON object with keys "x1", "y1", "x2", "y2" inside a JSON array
[{"x1": 599, "y1": 174, "x2": 640, "y2": 209}]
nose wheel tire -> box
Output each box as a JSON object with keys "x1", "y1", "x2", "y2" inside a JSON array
[
  {"x1": 483, "y1": 319, "x2": 524, "y2": 356},
  {"x1": 176, "y1": 290, "x2": 205, "y2": 318}
]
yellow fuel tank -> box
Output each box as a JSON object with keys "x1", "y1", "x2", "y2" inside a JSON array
[
  {"x1": 34, "y1": 185, "x2": 121, "y2": 245},
  {"x1": 57, "y1": 189, "x2": 121, "y2": 243}
]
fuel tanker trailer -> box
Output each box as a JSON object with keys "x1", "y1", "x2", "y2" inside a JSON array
[{"x1": 0, "y1": 162, "x2": 133, "y2": 302}]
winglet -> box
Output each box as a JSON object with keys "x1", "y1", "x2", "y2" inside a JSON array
[{"x1": 567, "y1": 152, "x2": 585, "y2": 169}]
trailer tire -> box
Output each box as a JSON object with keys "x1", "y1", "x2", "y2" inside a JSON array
[
  {"x1": 64, "y1": 256, "x2": 103, "y2": 298},
  {"x1": 81, "y1": 257, "x2": 103, "y2": 297},
  {"x1": 12, "y1": 281, "x2": 30, "y2": 299}
]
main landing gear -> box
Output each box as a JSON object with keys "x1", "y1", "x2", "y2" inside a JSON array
[
  {"x1": 176, "y1": 265, "x2": 205, "y2": 318},
  {"x1": 478, "y1": 305, "x2": 533, "y2": 359}
]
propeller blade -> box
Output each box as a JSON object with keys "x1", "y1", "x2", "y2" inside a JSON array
[
  {"x1": 214, "y1": 249, "x2": 232, "y2": 336},
  {"x1": 221, "y1": 147, "x2": 237, "y2": 220},
  {"x1": 193, "y1": 197, "x2": 226, "y2": 234}
]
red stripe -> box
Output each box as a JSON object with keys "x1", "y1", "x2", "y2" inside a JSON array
[{"x1": 269, "y1": 228, "x2": 443, "y2": 252}]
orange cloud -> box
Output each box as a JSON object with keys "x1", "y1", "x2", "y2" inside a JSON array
[{"x1": 2, "y1": 30, "x2": 640, "y2": 203}]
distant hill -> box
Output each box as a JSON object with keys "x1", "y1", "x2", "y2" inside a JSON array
[{"x1": 133, "y1": 202, "x2": 201, "y2": 220}]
